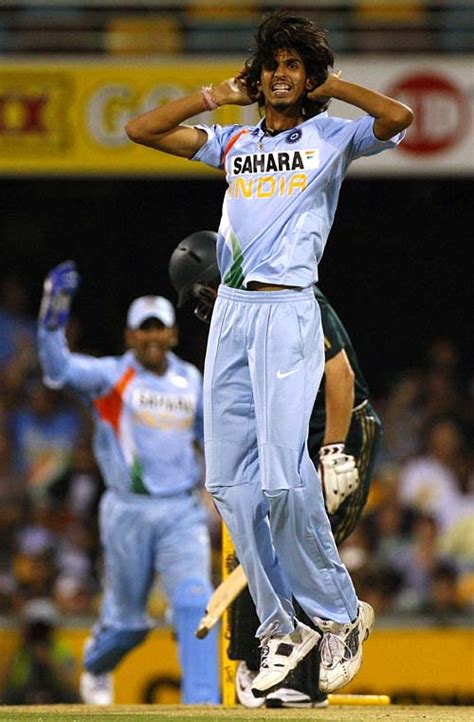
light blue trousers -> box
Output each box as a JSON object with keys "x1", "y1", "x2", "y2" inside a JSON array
[
  {"x1": 87, "y1": 489, "x2": 219, "y2": 703},
  {"x1": 204, "y1": 285, "x2": 358, "y2": 638}
]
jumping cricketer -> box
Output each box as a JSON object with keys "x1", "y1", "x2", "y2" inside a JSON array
[{"x1": 126, "y1": 8, "x2": 412, "y2": 696}]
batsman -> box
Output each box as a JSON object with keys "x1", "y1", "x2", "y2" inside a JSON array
[{"x1": 168, "y1": 230, "x2": 383, "y2": 709}]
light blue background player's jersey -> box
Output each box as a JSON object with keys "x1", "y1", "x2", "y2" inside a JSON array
[
  {"x1": 192, "y1": 113, "x2": 404, "y2": 289},
  {"x1": 38, "y1": 328, "x2": 203, "y2": 497}
]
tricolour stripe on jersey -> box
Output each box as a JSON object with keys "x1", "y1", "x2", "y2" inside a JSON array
[
  {"x1": 94, "y1": 366, "x2": 136, "y2": 434},
  {"x1": 223, "y1": 231, "x2": 245, "y2": 289},
  {"x1": 222, "y1": 128, "x2": 250, "y2": 166}
]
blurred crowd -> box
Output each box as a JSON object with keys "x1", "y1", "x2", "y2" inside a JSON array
[
  {"x1": 1, "y1": 1, "x2": 473, "y2": 56},
  {"x1": 0, "y1": 274, "x2": 103, "y2": 620},
  {"x1": 341, "y1": 340, "x2": 474, "y2": 624},
  {"x1": 0, "y1": 271, "x2": 473, "y2": 629}
]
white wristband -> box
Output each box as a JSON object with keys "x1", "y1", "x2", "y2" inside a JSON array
[{"x1": 201, "y1": 85, "x2": 218, "y2": 111}]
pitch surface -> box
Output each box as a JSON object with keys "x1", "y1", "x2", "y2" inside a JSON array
[{"x1": 0, "y1": 705, "x2": 473, "y2": 722}]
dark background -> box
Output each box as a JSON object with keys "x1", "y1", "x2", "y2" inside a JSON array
[{"x1": 1, "y1": 176, "x2": 471, "y2": 397}]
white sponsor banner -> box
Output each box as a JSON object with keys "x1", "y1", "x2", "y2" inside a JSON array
[
  {"x1": 331, "y1": 56, "x2": 474, "y2": 176},
  {"x1": 229, "y1": 148, "x2": 320, "y2": 176}
]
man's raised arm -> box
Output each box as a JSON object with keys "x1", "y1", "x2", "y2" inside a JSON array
[
  {"x1": 309, "y1": 73, "x2": 413, "y2": 141},
  {"x1": 125, "y1": 78, "x2": 253, "y2": 158}
]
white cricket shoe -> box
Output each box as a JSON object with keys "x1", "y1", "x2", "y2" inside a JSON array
[
  {"x1": 80, "y1": 671, "x2": 114, "y2": 705},
  {"x1": 317, "y1": 601, "x2": 375, "y2": 693},
  {"x1": 266, "y1": 687, "x2": 329, "y2": 708},
  {"x1": 235, "y1": 661, "x2": 266, "y2": 708},
  {"x1": 251, "y1": 620, "x2": 321, "y2": 696}
]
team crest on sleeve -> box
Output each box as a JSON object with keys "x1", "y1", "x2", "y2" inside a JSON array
[{"x1": 286, "y1": 128, "x2": 302, "y2": 144}]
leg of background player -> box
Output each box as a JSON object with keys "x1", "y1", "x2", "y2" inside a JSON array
[
  {"x1": 81, "y1": 491, "x2": 155, "y2": 705},
  {"x1": 158, "y1": 492, "x2": 220, "y2": 704}
]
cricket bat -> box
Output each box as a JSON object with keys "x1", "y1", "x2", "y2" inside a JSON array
[{"x1": 195, "y1": 563, "x2": 247, "y2": 639}]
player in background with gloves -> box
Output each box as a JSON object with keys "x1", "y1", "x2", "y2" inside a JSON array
[
  {"x1": 169, "y1": 231, "x2": 383, "y2": 709},
  {"x1": 37, "y1": 261, "x2": 219, "y2": 706}
]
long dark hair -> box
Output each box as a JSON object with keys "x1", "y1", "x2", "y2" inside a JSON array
[{"x1": 240, "y1": 10, "x2": 334, "y2": 117}]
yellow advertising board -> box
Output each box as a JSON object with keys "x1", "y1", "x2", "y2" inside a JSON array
[
  {"x1": 0, "y1": 625, "x2": 473, "y2": 704},
  {"x1": 0, "y1": 60, "x2": 259, "y2": 176},
  {"x1": 0, "y1": 626, "x2": 182, "y2": 704},
  {"x1": 2, "y1": 57, "x2": 474, "y2": 176}
]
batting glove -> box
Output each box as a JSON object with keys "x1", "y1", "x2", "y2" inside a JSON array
[
  {"x1": 38, "y1": 260, "x2": 80, "y2": 331},
  {"x1": 318, "y1": 443, "x2": 360, "y2": 515}
]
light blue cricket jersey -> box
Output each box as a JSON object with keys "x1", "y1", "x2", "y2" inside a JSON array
[
  {"x1": 37, "y1": 328, "x2": 203, "y2": 497},
  {"x1": 193, "y1": 113, "x2": 404, "y2": 288}
]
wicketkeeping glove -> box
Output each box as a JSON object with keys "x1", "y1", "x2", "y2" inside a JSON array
[
  {"x1": 38, "y1": 260, "x2": 80, "y2": 331},
  {"x1": 318, "y1": 443, "x2": 360, "y2": 515}
]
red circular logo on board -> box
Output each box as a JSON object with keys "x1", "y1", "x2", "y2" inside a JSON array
[{"x1": 387, "y1": 72, "x2": 470, "y2": 155}]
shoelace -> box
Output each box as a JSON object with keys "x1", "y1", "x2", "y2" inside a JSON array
[
  {"x1": 260, "y1": 644, "x2": 270, "y2": 668},
  {"x1": 259, "y1": 621, "x2": 284, "y2": 670},
  {"x1": 318, "y1": 606, "x2": 365, "y2": 671},
  {"x1": 260, "y1": 620, "x2": 280, "y2": 647},
  {"x1": 320, "y1": 632, "x2": 349, "y2": 667}
]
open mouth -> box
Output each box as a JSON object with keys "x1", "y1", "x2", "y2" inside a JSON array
[{"x1": 271, "y1": 82, "x2": 292, "y2": 97}]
